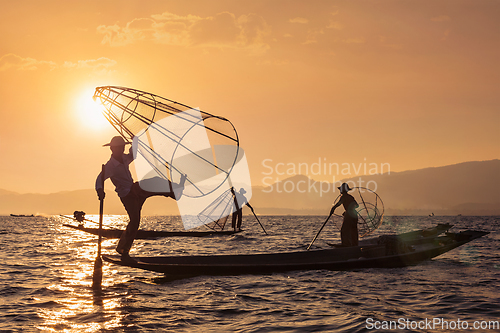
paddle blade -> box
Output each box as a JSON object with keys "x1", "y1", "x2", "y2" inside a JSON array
[{"x1": 92, "y1": 256, "x2": 103, "y2": 291}]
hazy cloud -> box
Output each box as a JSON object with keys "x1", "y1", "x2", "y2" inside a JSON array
[
  {"x1": 303, "y1": 29, "x2": 325, "y2": 45},
  {"x1": 63, "y1": 57, "x2": 117, "y2": 74},
  {"x1": 190, "y1": 12, "x2": 241, "y2": 46},
  {"x1": 378, "y1": 36, "x2": 404, "y2": 49},
  {"x1": 0, "y1": 54, "x2": 116, "y2": 74},
  {"x1": 343, "y1": 37, "x2": 365, "y2": 44},
  {"x1": 98, "y1": 18, "x2": 174, "y2": 46},
  {"x1": 326, "y1": 21, "x2": 344, "y2": 30},
  {"x1": 97, "y1": 11, "x2": 271, "y2": 54},
  {"x1": 289, "y1": 17, "x2": 309, "y2": 24},
  {"x1": 0, "y1": 54, "x2": 57, "y2": 71},
  {"x1": 151, "y1": 12, "x2": 202, "y2": 23}
]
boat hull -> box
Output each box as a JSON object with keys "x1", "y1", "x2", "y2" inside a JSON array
[
  {"x1": 102, "y1": 228, "x2": 488, "y2": 276},
  {"x1": 63, "y1": 224, "x2": 241, "y2": 239}
]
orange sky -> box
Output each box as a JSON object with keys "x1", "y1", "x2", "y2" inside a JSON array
[{"x1": 0, "y1": 0, "x2": 498, "y2": 194}]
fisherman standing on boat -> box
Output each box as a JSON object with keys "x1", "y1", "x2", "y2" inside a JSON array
[
  {"x1": 230, "y1": 187, "x2": 252, "y2": 231},
  {"x1": 96, "y1": 136, "x2": 186, "y2": 262},
  {"x1": 330, "y1": 183, "x2": 359, "y2": 246}
]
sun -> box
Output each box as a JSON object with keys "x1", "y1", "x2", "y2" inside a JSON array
[{"x1": 75, "y1": 88, "x2": 109, "y2": 130}]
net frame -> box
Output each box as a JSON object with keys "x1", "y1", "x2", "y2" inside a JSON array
[
  {"x1": 93, "y1": 86, "x2": 240, "y2": 198},
  {"x1": 331, "y1": 187, "x2": 385, "y2": 237},
  {"x1": 197, "y1": 188, "x2": 234, "y2": 231}
]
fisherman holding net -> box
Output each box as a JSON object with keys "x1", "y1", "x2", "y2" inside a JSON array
[
  {"x1": 330, "y1": 183, "x2": 359, "y2": 247},
  {"x1": 95, "y1": 136, "x2": 186, "y2": 263}
]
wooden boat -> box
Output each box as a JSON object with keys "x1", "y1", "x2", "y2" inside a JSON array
[
  {"x1": 63, "y1": 224, "x2": 241, "y2": 239},
  {"x1": 328, "y1": 222, "x2": 453, "y2": 248},
  {"x1": 102, "y1": 224, "x2": 488, "y2": 276}
]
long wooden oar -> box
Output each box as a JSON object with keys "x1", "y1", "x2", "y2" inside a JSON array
[
  {"x1": 92, "y1": 164, "x2": 105, "y2": 291},
  {"x1": 307, "y1": 212, "x2": 333, "y2": 251},
  {"x1": 248, "y1": 205, "x2": 267, "y2": 235}
]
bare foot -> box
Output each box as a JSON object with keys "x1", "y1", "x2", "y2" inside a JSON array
[
  {"x1": 121, "y1": 253, "x2": 137, "y2": 264},
  {"x1": 173, "y1": 174, "x2": 187, "y2": 200}
]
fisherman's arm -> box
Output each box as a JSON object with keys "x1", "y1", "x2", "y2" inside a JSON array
[
  {"x1": 329, "y1": 196, "x2": 343, "y2": 215},
  {"x1": 124, "y1": 146, "x2": 134, "y2": 163},
  {"x1": 95, "y1": 176, "x2": 105, "y2": 200},
  {"x1": 95, "y1": 162, "x2": 112, "y2": 200}
]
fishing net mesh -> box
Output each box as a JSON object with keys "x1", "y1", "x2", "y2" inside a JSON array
[
  {"x1": 94, "y1": 86, "x2": 251, "y2": 229},
  {"x1": 94, "y1": 86, "x2": 240, "y2": 198},
  {"x1": 332, "y1": 187, "x2": 385, "y2": 238}
]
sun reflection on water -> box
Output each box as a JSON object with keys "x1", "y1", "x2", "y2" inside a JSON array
[
  {"x1": 34, "y1": 215, "x2": 131, "y2": 332},
  {"x1": 36, "y1": 296, "x2": 126, "y2": 332},
  {"x1": 1, "y1": 215, "x2": 497, "y2": 332}
]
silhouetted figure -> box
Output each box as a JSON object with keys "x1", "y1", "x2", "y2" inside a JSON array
[
  {"x1": 330, "y1": 183, "x2": 359, "y2": 247},
  {"x1": 95, "y1": 136, "x2": 186, "y2": 263},
  {"x1": 230, "y1": 187, "x2": 252, "y2": 231},
  {"x1": 73, "y1": 210, "x2": 86, "y2": 227}
]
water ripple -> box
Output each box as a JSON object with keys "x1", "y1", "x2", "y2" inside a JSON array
[{"x1": 0, "y1": 215, "x2": 498, "y2": 332}]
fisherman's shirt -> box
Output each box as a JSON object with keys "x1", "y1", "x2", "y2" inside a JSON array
[{"x1": 95, "y1": 154, "x2": 134, "y2": 198}]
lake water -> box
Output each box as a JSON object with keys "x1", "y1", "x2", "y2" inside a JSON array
[{"x1": 0, "y1": 215, "x2": 498, "y2": 332}]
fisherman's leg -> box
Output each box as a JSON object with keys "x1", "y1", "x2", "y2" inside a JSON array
[
  {"x1": 343, "y1": 227, "x2": 354, "y2": 247},
  {"x1": 117, "y1": 194, "x2": 141, "y2": 255},
  {"x1": 231, "y1": 211, "x2": 237, "y2": 230},
  {"x1": 118, "y1": 211, "x2": 140, "y2": 255},
  {"x1": 134, "y1": 174, "x2": 187, "y2": 200},
  {"x1": 131, "y1": 182, "x2": 167, "y2": 200},
  {"x1": 236, "y1": 209, "x2": 243, "y2": 230},
  {"x1": 340, "y1": 222, "x2": 349, "y2": 246},
  {"x1": 351, "y1": 220, "x2": 359, "y2": 246},
  {"x1": 341, "y1": 217, "x2": 357, "y2": 247}
]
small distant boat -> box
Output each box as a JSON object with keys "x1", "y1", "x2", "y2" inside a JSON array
[
  {"x1": 102, "y1": 224, "x2": 488, "y2": 276},
  {"x1": 63, "y1": 224, "x2": 241, "y2": 239},
  {"x1": 10, "y1": 214, "x2": 35, "y2": 217}
]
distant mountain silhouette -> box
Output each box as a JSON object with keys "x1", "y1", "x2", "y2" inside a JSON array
[
  {"x1": 251, "y1": 159, "x2": 500, "y2": 215},
  {"x1": 0, "y1": 189, "x2": 18, "y2": 196},
  {"x1": 0, "y1": 159, "x2": 498, "y2": 216},
  {"x1": 0, "y1": 189, "x2": 180, "y2": 216}
]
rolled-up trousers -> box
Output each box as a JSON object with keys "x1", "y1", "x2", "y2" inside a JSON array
[{"x1": 116, "y1": 183, "x2": 174, "y2": 254}]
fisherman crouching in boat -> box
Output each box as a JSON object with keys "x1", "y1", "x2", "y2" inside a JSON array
[
  {"x1": 330, "y1": 183, "x2": 359, "y2": 247},
  {"x1": 95, "y1": 136, "x2": 186, "y2": 263},
  {"x1": 73, "y1": 210, "x2": 85, "y2": 227}
]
